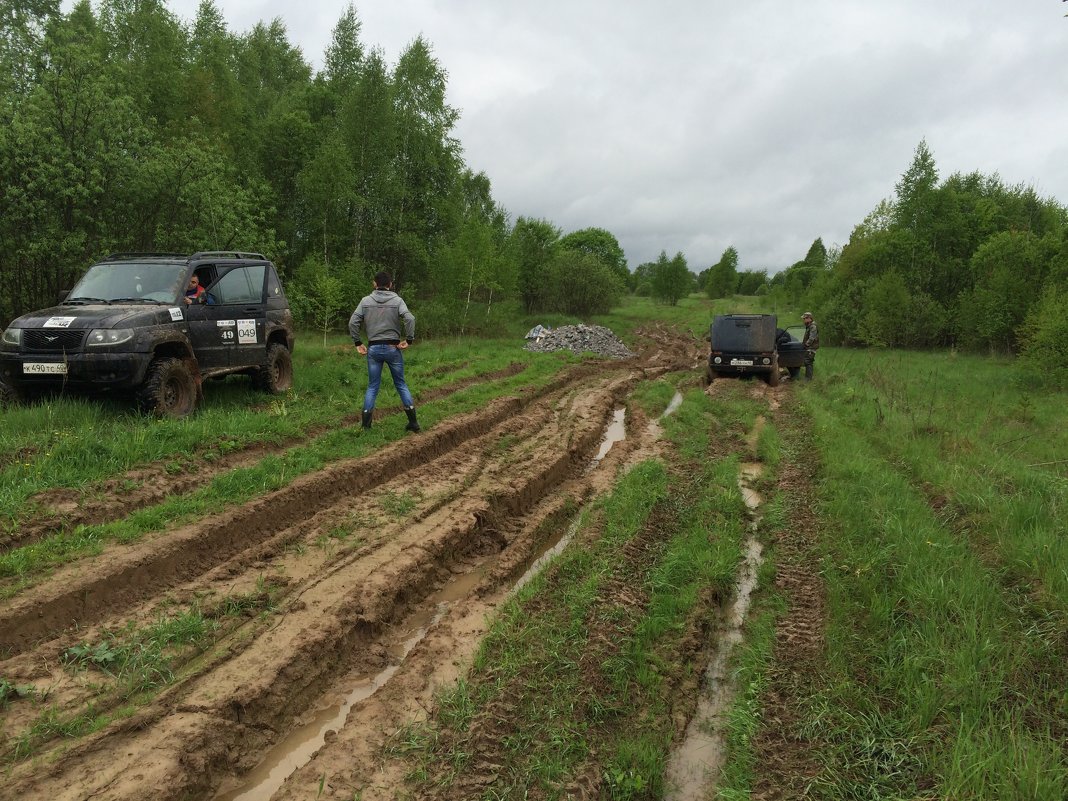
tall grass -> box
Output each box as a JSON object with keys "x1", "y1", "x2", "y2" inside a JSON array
[{"x1": 792, "y1": 347, "x2": 1068, "y2": 799}]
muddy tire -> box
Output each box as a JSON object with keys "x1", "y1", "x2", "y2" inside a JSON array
[
  {"x1": 766, "y1": 355, "x2": 780, "y2": 387},
  {"x1": 253, "y1": 343, "x2": 293, "y2": 394},
  {"x1": 0, "y1": 381, "x2": 22, "y2": 409},
  {"x1": 138, "y1": 357, "x2": 199, "y2": 418},
  {"x1": 704, "y1": 365, "x2": 715, "y2": 386},
  {"x1": 788, "y1": 366, "x2": 800, "y2": 380}
]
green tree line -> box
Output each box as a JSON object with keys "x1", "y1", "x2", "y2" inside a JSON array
[
  {"x1": 795, "y1": 141, "x2": 1068, "y2": 383},
  {"x1": 0, "y1": 0, "x2": 629, "y2": 334},
  {"x1": 692, "y1": 142, "x2": 1068, "y2": 385}
]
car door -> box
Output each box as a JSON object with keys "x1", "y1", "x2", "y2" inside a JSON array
[
  {"x1": 209, "y1": 263, "x2": 268, "y2": 367},
  {"x1": 183, "y1": 266, "x2": 234, "y2": 370}
]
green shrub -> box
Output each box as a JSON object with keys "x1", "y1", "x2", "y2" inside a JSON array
[{"x1": 1017, "y1": 286, "x2": 1068, "y2": 387}]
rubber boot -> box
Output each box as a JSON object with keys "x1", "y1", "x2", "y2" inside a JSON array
[
  {"x1": 404, "y1": 406, "x2": 421, "y2": 433},
  {"x1": 361, "y1": 409, "x2": 373, "y2": 430}
]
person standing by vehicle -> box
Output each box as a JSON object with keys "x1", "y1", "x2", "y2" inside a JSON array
[
  {"x1": 801, "y1": 312, "x2": 819, "y2": 380},
  {"x1": 349, "y1": 271, "x2": 420, "y2": 432}
]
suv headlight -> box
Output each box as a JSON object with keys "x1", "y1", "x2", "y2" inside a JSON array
[
  {"x1": 87, "y1": 328, "x2": 134, "y2": 346},
  {"x1": 1, "y1": 327, "x2": 21, "y2": 346}
]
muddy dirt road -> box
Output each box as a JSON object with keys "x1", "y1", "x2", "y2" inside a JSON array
[
  {"x1": 1, "y1": 325, "x2": 823, "y2": 800},
  {"x1": 0, "y1": 326, "x2": 734, "y2": 800}
]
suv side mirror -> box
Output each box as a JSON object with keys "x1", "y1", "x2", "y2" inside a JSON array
[{"x1": 57, "y1": 289, "x2": 70, "y2": 304}]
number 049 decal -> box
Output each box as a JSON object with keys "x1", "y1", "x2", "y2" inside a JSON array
[{"x1": 237, "y1": 319, "x2": 258, "y2": 344}]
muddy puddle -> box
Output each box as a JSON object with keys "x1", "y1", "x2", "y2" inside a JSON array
[
  {"x1": 512, "y1": 512, "x2": 584, "y2": 594},
  {"x1": 588, "y1": 407, "x2": 627, "y2": 470},
  {"x1": 645, "y1": 390, "x2": 684, "y2": 440},
  {"x1": 739, "y1": 463, "x2": 764, "y2": 509},
  {"x1": 663, "y1": 450, "x2": 766, "y2": 798}
]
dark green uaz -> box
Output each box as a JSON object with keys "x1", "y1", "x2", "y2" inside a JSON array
[{"x1": 0, "y1": 252, "x2": 295, "y2": 417}]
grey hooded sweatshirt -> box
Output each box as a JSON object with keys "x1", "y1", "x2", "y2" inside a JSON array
[{"x1": 348, "y1": 289, "x2": 416, "y2": 345}]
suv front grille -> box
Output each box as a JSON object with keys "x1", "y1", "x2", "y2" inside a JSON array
[{"x1": 24, "y1": 329, "x2": 85, "y2": 351}]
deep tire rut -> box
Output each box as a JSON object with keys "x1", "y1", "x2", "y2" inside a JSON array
[
  {"x1": 0, "y1": 366, "x2": 644, "y2": 801},
  {"x1": 0, "y1": 365, "x2": 604, "y2": 655}
]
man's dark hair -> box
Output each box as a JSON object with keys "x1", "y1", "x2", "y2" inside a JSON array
[{"x1": 374, "y1": 271, "x2": 393, "y2": 289}]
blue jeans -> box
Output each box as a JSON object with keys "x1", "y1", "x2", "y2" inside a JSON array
[{"x1": 363, "y1": 344, "x2": 414, "y2": 411}]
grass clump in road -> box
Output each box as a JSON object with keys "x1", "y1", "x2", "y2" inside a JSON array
[{"x1": 4, "y1": 586, "x2": 282, "y2": 764}]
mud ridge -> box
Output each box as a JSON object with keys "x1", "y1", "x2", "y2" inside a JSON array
[
  {"x1": 0, "y1": 364, "x2": 621, "y2": 656},
  {"x1": 3, "y1": 363, "x2": 529, "y2": 553}
]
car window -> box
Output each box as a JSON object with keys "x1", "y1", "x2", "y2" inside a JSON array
[
  {"x1": 212, "y1": 265, "x2": 266, "y2": 305},
  {"x1": 266, "y1": 267, "x2": 285, "y2": 298},
  {"x1": 70, "y1": 263, "x2": 186, "y2": 302}
]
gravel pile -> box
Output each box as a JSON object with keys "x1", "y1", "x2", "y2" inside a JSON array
[{"x1": 524, "y1": 324, "x2": 636, "y2": 359}]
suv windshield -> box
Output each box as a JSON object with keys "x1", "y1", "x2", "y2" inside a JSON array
[{"x1": 67, "y1": 263, "x2": 186, "y2": 304}]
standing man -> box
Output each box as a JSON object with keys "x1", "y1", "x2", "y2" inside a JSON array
[
  {"x1": 349, "y1": 271, "x2": 420, "y2": 432},
  {"x1": 801, "y1": 311, "x2": 819, "y2": 381}
]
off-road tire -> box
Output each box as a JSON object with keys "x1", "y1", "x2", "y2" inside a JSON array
[
  {"x1": 138, "y1": 357, "x2": 199, "y2": 418},
  {"x1": 766, "y1": 354, "x2": 780, "y2": 387},
  {"x1": 705, "y1": 365, "x2": 715, "y2": 386},
  {"x1": 0, "y1": 381, "x2": 22, "y2": 409},
  {"x1": 253, "y1": 342, "x2": 293, "y2": 394},
  {"x1": 788, "y1": 366, "x2": 800, "y2": 380}
]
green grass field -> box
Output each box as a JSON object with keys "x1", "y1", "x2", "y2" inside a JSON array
[{"x1": 1, "y1": 294, "x2": 1065, "y2": 798}]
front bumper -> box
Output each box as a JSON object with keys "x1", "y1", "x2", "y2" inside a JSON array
[
  {"x1": 708, "y1": 351, "x2": 776, "y2": 375},
  {"x1": 0, "y1": 350, "x2": 152, "y2": 390}
]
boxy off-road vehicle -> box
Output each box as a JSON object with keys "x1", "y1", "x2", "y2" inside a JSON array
[
  {"x1": 0, "y1": 252, "x2": 295, "y2": 417},
  {"x1": 705, "y1": 313, "x2": 806, "y2": 386}
]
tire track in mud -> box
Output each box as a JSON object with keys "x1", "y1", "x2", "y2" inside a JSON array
[
  {"x1": 0, "y1": 368, "x2": 652, "y2": 801},
  {"x1": 270, "y1": 402, "x2": 677, "y2": 801},
  {"x1": 0, "y1": 363, "x2": 624, "y2": 653},
  {"x1": 748, "y1": 406, "x2": 827, "y2": 801},
  {"x1": 3, "y1": 363, "x2": 528, "y2": 554}
]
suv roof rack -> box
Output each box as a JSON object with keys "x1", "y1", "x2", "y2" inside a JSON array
[
  {"x1": 191, "y1": 251, "x2": 267, "y2": 260},
  {"x1": 103, "y1": 252, "x2": 188, "y2": 261}
]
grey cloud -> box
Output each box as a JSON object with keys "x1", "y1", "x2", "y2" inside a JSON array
[{"x1": 154, "y1": 0, "x2": 1068, "y2": 272}]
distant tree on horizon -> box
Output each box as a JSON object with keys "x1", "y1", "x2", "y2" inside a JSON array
[
  {"x1": 705, "y1": 246, "x2": 739, "y2": 299},
  {"x1": 650, "y1": 250, "x2": 692, "y2": 306}
]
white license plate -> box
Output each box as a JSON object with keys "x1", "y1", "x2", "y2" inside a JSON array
[
  {"x1": 23, "y1": 362, "x2": 68, "y2": 375},
  {"x1": 730, "y1": 359, "x2": 754, "y2": 366}
]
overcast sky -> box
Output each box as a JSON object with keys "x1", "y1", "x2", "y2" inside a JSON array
[{"x1": 97, "y1": 1, "x2": 1068, "y2": 272}]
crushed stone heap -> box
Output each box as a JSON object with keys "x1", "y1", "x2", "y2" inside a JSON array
[{"x1": 524, "y1": 324, "x2": 636, "y2": 359}]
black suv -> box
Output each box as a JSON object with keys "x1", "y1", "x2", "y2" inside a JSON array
[
  {"x1": 0, "y1": 252, "x2": 295, "y2": 417},
  {"x1": 705, "y1": 313, "x2": 806, "y2": 387}
]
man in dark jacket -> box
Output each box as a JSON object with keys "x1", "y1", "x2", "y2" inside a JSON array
[
  {"x1": 348, "y1": 271, "x2": 419, "y2": 432},
  {"x1": 802, "y1": 312, "x2": 819, "y2": 380}
]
